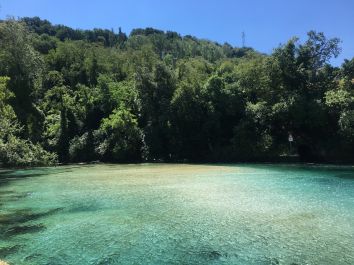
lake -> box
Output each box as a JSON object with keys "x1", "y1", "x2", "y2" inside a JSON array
[{"x1": 0, "y1": 164, "x2": 354, "y2": 264}]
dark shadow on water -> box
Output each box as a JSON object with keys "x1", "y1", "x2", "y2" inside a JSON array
[
  {"x1": 0, "y1": 208, "x2": 63, "y2": 258},
  {"x1": 265, "y1": 257, "x2": 280, "y2": 265},
  {"x1": 0, "y1": 167, "x2": 77, "y2": 261},
  {"x1": 0, "y1": 208, "x2": 63, "y2": 226},
  {"x1": 0, "y1": 191, "x2": 32, "y2": 202},
  {"x1": 0, "y1": 245, "x2": 22, "y2": 258},
  {"x1": 95, "y1": 254, "x2": 121, "y2": 265},
  {"x1": 0, "y1": 190, "x2": 15, "y2": 195},
  {"x1": 3, "y1": 224, "x2": 46, "y2": 238},
  {"x1": 0, "y1": 168, "x2": 73, "y2": 178},
  {"x1": 333, "y1": 173, "x2": 354, "y2": 179},
  {"x1": 199, "y1": 249, "x2": 223, "y2": 260},
  {"x1": 24, "y1": 253, "x2": 67, "y2": 265},
  {"x1": 185, "y1": 247, "x2": 232, "y2": 263},
  {"x1": 0, "y1": 167, "x2": 74, "y2": 189},
  {"x1": 24, "y1": 253, "x2": 45, "y2": 262},
  {"x1": 0, "y1": 173, "x2": 46, "y2": 188},
  {"x1": 66, "y1": 203, "x2": 102, "y2": 213}
]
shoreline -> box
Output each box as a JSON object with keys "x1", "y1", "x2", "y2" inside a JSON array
[{"x1": 1, "y1": 160, "x2": 354, "y2": 171}]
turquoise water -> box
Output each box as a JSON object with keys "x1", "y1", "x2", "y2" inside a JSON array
[{"x1": 0, "y1": 164, "x2": 354, "y2": 265}]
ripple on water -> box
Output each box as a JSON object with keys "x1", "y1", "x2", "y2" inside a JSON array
[{"x1": 0, "y1": 164, "x2": 353, "y2": 265}]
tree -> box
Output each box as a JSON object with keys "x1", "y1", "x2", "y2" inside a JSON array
[
  {"x1": 95, "y1": 108, "x2": 143, "y2": 162},
  {"x1": 0, "y1": 76, "x2": 57, "y2": 166},
  {"x1": 0, "y1": 19, "x2": 45, "y2": 140},
  {"x1": 1, "y1": 17, "x2": 354, "y2": 165}
]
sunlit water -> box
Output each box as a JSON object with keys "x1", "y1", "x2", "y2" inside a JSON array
[{"x1": 0, "y1": 164, "x2": 354, "y2": 265}]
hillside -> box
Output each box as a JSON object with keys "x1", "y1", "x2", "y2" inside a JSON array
[{"x1": 0, "y1": 17, "x2": 353, "y2": 166}]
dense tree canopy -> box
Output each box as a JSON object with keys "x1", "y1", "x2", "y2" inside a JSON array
[{"x1": 0, "y1": 17, "x2": 353, "y2": 166}]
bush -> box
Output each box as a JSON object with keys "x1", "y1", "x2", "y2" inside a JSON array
[{"x1": 0, "y1": 135, "x2": 57, "y2": 167}]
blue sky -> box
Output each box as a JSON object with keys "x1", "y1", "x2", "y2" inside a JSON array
[{"x1": 1, "y1": 0, "x2": 353, "y2": 65}]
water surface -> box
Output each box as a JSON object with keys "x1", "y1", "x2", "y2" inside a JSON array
[{"x1": 0, "y1": 164, "x2": 354, "y2": 264}]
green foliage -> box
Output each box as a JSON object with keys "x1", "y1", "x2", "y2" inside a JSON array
[
  {"x1": 96, "y1": 108, "x2": 142, "y2": 162},
  {"x1": 0, "y1": 77, "x2": 15, "y2": 120},
  {"x1": 0, "y1": 19, "x2": 44, "y2": 138},
  {"x1": 0, "y1": 76, "x2": 57, "y2": 166},
  {"x1": 339, "y1": 110, "x2": 354, "y2": 138},
  {"x1": 0, "y1": 135, "x2": 57, "y2": 167},
  {"x1": 1, "y1": 17, "x2": 353, "y2": 165},
  {"x1": 69, "y1": 131, "x2": 95, "y2": 162},
  {"x1": 325, "y1": 88, "x2": 353, "y2": 109}
]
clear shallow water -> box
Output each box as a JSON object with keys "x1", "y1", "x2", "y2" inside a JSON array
[{"x1": 0, "y1": 164, "x2": 354, "y2": 265}]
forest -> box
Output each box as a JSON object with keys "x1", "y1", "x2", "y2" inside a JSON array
[{"x1": 0, "y1": 17, "x2": 353, "y2": 166}]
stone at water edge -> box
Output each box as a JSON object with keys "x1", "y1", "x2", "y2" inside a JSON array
[{"x1": 0, "y1": 261, "x2": 9, "y2": 265}]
